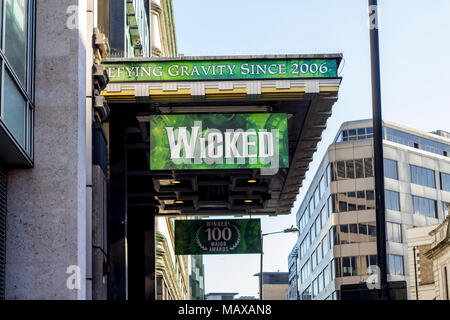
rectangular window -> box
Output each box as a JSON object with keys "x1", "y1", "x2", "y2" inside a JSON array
[
  {"x1": 347, "y1": 191, "x2": 357, "y2": 211},
  {"x1": 324, "y1": 265, "x2": 331, "y2": 287},
  {"x1": 310, "y1": 225, "x2": 315, "y2": 244},
  {"x1": 346, "y1": 160, "x2": 355, "y2": 179},
  {"x1": 322, "y1": 234, "x2": 329, "y2": 256},
  {"x1": 388, "y1": 254, "x2": 404, "y2": 275},
  {"x1": 357, "y1": 191, "x2": 366, "y2": 210},
  {"x1": 339, "y1": 224, "x2": 349, "y2": 244},
  {"x1": 384, "y1": 159, "x2": 398, "y2": 180},
  {"x1": 321, "y1": 205, "x2": 327, "y2": 228},
  {"x1": 364, "y1": 158, "x2": 374, "y2": 177},
  {"x1": 314, "y1": 187, "x2": 320, "y2": 207},
  {"x1": 442, "y1": 202, "x2": 449, "y2": 218},
  {"x1": 327, "y1": 196, "x2": 334, "y2": 216},
  {"x1": 410, "y1": 165, "x2": 436, "y2": 188},
  {"x1": 336, "y1": 161, "x2": 346, "y2": 180},
  {"x1": 335, "y1": 258, "x2": 341, "y2": 278},
  {"x1": 385, "y1": 190, "x2": 400, "y2": 211},
  {"x1": 327, "y1": 164, "x2": 332, "y2": 186},
  {"x1": 315, "y1": 216, "x2": 321, "y2": 238},
  {"x1": 387, "y1": 222, "x2": 402, "y2": 243},
  {"x1": 319, "y1": 175, "x2": 326, "y2": 199},
  {"x1": 318, "y1": 271, "x2": 324, "y2": 293},
  {"x1": 441, "y1": 172, "x2": 450, "y2": 192},
  {"x1": 3, "y1": 70, "x2": 27, "y2": 146},
  {"x1": 355, "y1": 159, "x2": 364, "y2": 179},
  {"x1": 5, "y1": 0, "x2": 28, "y2": 86},
  {"x1": 412, "y1": 196, "x2": 437, "y2": 218},
  {"x1": 342, "y1": 256, "x2": 357, "y2": 277},
  {"x1": 309, "y1": 197, "x2": 315, "y2": 216},
  {"x1": 367, "y1": 222, "x2": 377, "y2": 242}
]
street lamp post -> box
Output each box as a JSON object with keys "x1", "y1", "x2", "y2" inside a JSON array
[
  {"x1": 368, "y1": 0, "x2": 389, "y2": 300},
  {"x1": 259, "y1": 226, "x2": 299, "y2": 300}
]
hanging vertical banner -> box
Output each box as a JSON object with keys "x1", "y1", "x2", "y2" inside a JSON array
[
  {"x1": 175, "y1": 219, "x2": 262, "y2": 255},
  {"x1": 149, "y1": 113, "x2": 289, "y2": 170}
]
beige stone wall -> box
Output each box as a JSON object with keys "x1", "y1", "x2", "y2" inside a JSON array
[{"x1": 263, "y1": 284, "x2": 289, "y2": 300}]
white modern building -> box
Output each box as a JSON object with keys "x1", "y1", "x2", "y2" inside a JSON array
[{"x1": 290, "y1": 119, "x2": 450, "y2": 300}]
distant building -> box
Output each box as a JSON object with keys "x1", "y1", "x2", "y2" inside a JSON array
[
  {"x1": 406, "y1": 224, "x2": 437, "y2": 300},
  {"x1": 189, "y1": 255, "x2": 205, "y2": 300},
  {"x1": 205, "y1": 292, "x2": 238, "y2": 300},
  {"x1": 424, "y1": 215, "x2": 450, "y2": 300},
  {"x1": 289, "y1": 119, "x2": 450, "y2": 300},
  {"x1": 254, "y1": 272, "x2": 289, "y2": 300},
  {"x1": 235, "y1": 296, "x2": 258, "y2": 300},
  {"x1": 99, "y1": 0, "x2": 177, "y2": 58},
  {"x1": 287, "y1": 245, "x2": 299, "y2": 300}
]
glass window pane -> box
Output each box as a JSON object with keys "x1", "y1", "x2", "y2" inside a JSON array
[
  {"x1": 346, "y1": 160, "x2": 355, "y2": 179},
  {"x1": 364, "y1": 158, "x2": 374, "y2": 177},
  {"x1": 5, "y1": 0, "x2": 28, "y2": 86},
  {"x1": 336, "y1": 161, "x2": 345, "y2": 180},
  {"x1": 355, "y1": 159, "x2": 364, "y2": 179},
  {"x1": 3, "y1": 70, "x2": 26, "y2": 146}
]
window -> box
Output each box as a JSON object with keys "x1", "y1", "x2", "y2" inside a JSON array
[
  {"x1": 388, "y1": 254, "x2": 404, "y2": 275},
  {"x1": 0, "y1": 0, "x2": 34, "y2": 159},
  {"x1": 335, "y1": 223, "x2": 377, "y2": 245},
  {"x1": 3, "y1": 70, "x2": 26, "y2": 146},
  {"x1": 315, "y1": 216, "x2": 321, "y2": 239},
  {"x1": 355, "y1": 159, "x2": 364, "y2": 179},
  {"x1": 364, "y1": 158, "x2": 374, "y2": 177},
  {"x1": 441, "y1": 172, "x2": 450, "y2": 192},
  {"x1": 385, "y1": 190, "x2": 400, "y2": 211},
  {"x1": 442, "y1": 202, "x2": 449, "y2": 218},
  {"x1": 320, "y1": 205, "x2": 327, "y2": 228},
  {"x1": 5, "y1": 0, "x2": 28, "y2": 86},
  {"x1": 359, "y1": 255, "x2": 377, "y2": 276},
  {"x1": 326, "y1": 164, "x2": 332, "y2": 186},
  {"x1": 318, "y1": 271, "x2": 324, "y2": 293},
  {"x1": 313, "y1": 277, "x2": 319, "y2": 297},
  {"x1": 410, "y1": 165, "x2": 436, "y2": 188},
  {"x1": 299, "y1": 209, "x2": 308, "y2": 234},
  {"x1": 387, "y1": 222, "x2": 402, "y2": 243},
  {"x1": 385, "y1": 127, "x2": 449, "y2": 157},
  {"x1": 333, "y1": 190, "x2": 376, "y2": 213},
  {"x1": 346, "y1": 160, "x2": 355, "y2": 179},
  {"x1": 384, "y1": 159, "x2": 398, "y2": 180},
  {"x1": 319, "y1": 175, "x2": 325, "y2": 199},
  {"x1": 309, "y1": 224, "x2": 315, "y2": 244},
  {"x1": 309, "y1": 197, "x2": 315, "y2": 216},
  {"x1": 412, "y1": 196, "x2": 437, "y2": 218},
  {"x1": 322, "y1": 234, "x2": 329, "y2": 256},
  {"x1": 339, "y1": 224, "x2": 349, "y2": 244},
  {"x1": 311, "y1": 249, "x2": 317, "y2": 271},
  {"x1": 302, "y1": 286, "x2": 312, "y2": 300},
  {"x1": 314, "y1": 187, "x2": 320, "y2": 207},
  {"x1": 334, "y1": 258, "x2": 341, "y2": 278},
  {"x1": 327, "y1": 196, "x2": 334, "y2": 216},
  {"x1": 336, "y1": 161, "x2": 345, "y2": 180},
  {"x1": 342, "y1": 256, "x2": 357, "y2": 277},
  {"x1": 324, "y1": 265, "x2": 331, "y2": 287}
]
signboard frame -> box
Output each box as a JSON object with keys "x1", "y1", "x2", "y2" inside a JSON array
[{"x1": 175, "y1": 219, "x2": 262, "y2": 255}]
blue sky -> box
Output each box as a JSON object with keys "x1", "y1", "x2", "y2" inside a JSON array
[{"x1": 172, "y1": 0, "x2": 450, "y2": 297}]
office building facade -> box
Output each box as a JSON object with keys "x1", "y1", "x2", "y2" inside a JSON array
[
  {"x1": 0, "y1": 0, "x2": 184, "y2": 300},
  {"x1": 290, "y1": 119, "x2": 450, "y2": 300}
]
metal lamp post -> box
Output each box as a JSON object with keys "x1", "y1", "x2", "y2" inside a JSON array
[
  {"x1": 368, "y1": 0, "x2": 389, "y2": 300},
  {"x1": 259, "y1": 226, "x2": 299, "y2": 300}
]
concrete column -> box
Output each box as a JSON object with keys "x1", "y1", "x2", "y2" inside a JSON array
[{"x1": 5, "y1": 0, "x2": 88, "y2": 299}]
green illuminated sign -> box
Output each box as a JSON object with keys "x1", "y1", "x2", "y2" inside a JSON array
[
  {"x1": 175, "y1": 219, "x2": 262, "y2": 255},
  {"x1": 105, "y1": 58, "x2": 337, "y2": 82},
  {"x1": 149, "y1": 113, "x2": 289, "y2": 170}
]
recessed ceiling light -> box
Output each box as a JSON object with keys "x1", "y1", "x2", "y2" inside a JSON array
[
  {"x1": 244, "y1": 200, "x2": 253, "y2": 203},
  {"x1": 248, "y1": 180, "x2": 257, "y2": 183}
]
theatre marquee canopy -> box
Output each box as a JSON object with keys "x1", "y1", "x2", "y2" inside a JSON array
[{"x1": 103, "y1": 54, "x2": 343, "y2": 216}]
